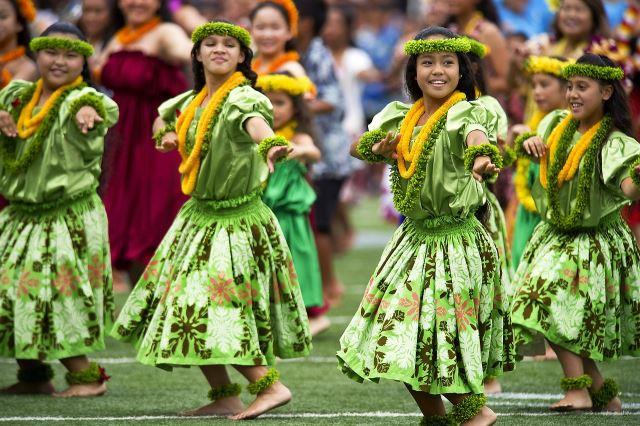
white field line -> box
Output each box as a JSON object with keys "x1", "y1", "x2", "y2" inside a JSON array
[{"x1": 0, "y1": 412, "x2": 639, "y2": 422}]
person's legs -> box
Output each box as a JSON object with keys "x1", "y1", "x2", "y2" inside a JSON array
[
  {"x1": 547, "y1": 341, "x2": 592, "y2": 410},
  {"x1": 229, "y1": 366, "x2": 291, "y2": 420},
  {"x1": 583, "y1": 358, "x2": 622, "y2": 412},
  {"x1": 54, "y1": 355, "x2": 107, "y2": 398},
  {"x1": 0, "y1": 359, "x2": 55, "y2": 395},
  {"x1": 181, "y1": 365, "x2": 244, "y2": 416},
  {"x1": 444, "y1": 393, "x2": 497, "y2": 426},
  {"x1": 406, "y1": 387, "x2": 446, "y2": 416}
]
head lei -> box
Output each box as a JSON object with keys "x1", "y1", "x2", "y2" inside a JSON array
[
  {"x1": 257, "y1": 74, "x2": 316, "y2": 96},
  {"x1": 561, "y1": 62, "x2": 625, "y2": 81},
  {"x1": 191, "y1": 22, "x2": 252, "y2": 48},
  {"x1": 30, "y1": 36, "x2": 94, "y2": 57},
  {"x1": 259, "y1": 0, "x2": 299, "y2": 37},
  {"x1": 465, "y1": 37, "x2": 489, "y2": 58},
  {"x1": 525, "y1": 56, "x2": 571, "y2": 77},
  {"x1": 546, "y1": 0, "x2": 561, "y2": 12},
  {"x1": 404, "y1": 37, "x2": 471, "y2": 56},
  {"x1": 17, "y1": 0, "x2": 37, "y2": 23}
]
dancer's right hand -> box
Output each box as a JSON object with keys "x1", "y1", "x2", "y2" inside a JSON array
[
  {"x1": 372, "y1": 132, "x2": 400, "y2": 160},
  {"x1": 157, "y1": 131, "x2": 178, "y2": 153},
  {"x1": 523, "y1": 135, "x2": 546, "y2": 160},
  {"x1": 0, "y1": 111, "x2": 17, "y2": 138}
]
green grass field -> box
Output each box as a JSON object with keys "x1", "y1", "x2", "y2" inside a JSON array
[{"x1": 1, "y1": 198, "x2": 639, "y2": 425}]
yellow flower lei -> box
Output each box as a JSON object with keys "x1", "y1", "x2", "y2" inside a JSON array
[
  {"x1": 256, "y1": 74, "x2": 315, "y2": 96},
  {"x1": 514, "y1": 109, "x2": 546, "y2": 212},
  {"x1": 539, "y1": 113, "x2": 603, "y2": 189},
  {"x1": 397, "y1": 92, "x2": 466, "y2": 179},
  {"x1": 175, "y1": 72, "x2": 247, "y2": 194},
  {"x1": 16, "y1": 76, "x2": 84, "y2": 139},
  {"x1": 275, "y1": 120, "x2": 297, "y2": 140}
]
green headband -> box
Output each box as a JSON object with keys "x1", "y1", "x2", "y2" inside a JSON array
[
  {"x1": 465, "y1": 37, "x2": 488, "y2": 58},
  {"x1": 404, "y1": 37, "x2": 471, "y2": 56},
  {"x1": 191, "y1": 22, "x2": 252, "y2": 48},
  {"x1": 561, "y1": 63, "x2": 624, "y2": 81},
  {"x1": 30, "y1": 36, "x2": 94, "y2": 57}
]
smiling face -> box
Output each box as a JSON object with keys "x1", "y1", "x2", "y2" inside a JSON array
[
  {"x1": 36, "y1": 33, "x2": 86, "y2": 90},
  {"x1": 266, "y1": 90, "x2": 295, "y2": 129},
  {"x1": 81, "y1": 0, "x2": 112, "y2": 39},
  {"x1": 532, "y1": 73, "x2": 567, "y2": 113},
  {"x1": 414, "y1": 40, "x2": 461, "y2": 101},
  {"x1": 557, "y1": 0, "x2": 593, "y2": 40},
  {"x1": 251, "y1": 5, "x2": 291, "y2": 57},
  {"x1": 118, "y1": 0, "x2": 159, "y2": 27},
  {"x1": 566, "y1": 75, "x2": 611, "y2": 122},
  {"x1": 0, "y1": 0, "x2": 23, "y2": 46},
  {"x1": 196, "y1": 34, "x2": 245, "y2": 78}
]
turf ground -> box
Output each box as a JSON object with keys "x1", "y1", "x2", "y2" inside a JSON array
[{"x1": 1, "y1": 198, "x2": 639, "y2": 425}]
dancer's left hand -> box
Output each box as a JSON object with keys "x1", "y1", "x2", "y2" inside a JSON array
[
  {"x1": 267, "y1": 145, "x2": 292, "y2": 173},
  {"x1": 75, "y1": 106, "x2": 103, "y2": 134},
  {"x1": 472, "y1": 155, "x2": 500, "y2": 182}
]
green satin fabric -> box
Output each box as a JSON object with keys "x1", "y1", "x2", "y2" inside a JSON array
[
  {"x1": 532, "y1": 109, "x2": 640, "y2": 228},
  {"x1": 158, "y1": 86, "x2": 273, "y2": 201},
  {"x1": 369, "y1": 100, "x2": 494, "y2": 220},
  {"x1": 473, "y1": 95, "x2": 508, "y2": 140},
  {"x1": 0, "y1": 80, "x2": 119, "y2": 203}
]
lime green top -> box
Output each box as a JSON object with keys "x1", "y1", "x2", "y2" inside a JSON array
[
  {"x1": 532, "y1": 109, "x2": 640, "y2": 227},
  {"x1": 369, "y1": 100, "x2": 495, "y2": 220},
  {"x1": 473, "y1": 95, "x2": 508, "y2": 141},
  {"x1": 0, "y1": 80, "x2": 119, "y2": 204},
  {"x1": 158, "y1": 85, "x2": 273, "y2": 201}
]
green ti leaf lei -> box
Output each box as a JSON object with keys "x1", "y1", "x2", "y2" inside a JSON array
[
  {"x1": 390, "y1": 113, "x2": 448, "y2": 217},
  {"x1": 545, "y1": 115, "x2": 612, "y2": 231},
  {"x1": 0, "y1": 82, "x2": 87, "y2": 174}
]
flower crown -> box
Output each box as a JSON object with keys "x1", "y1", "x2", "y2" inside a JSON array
[
  {"x1": 17, "y1": 0, "x2": 36, "y2": 23},
  {"x1": 465, "y1": 37, "x2": 489, "y2": 58},
  {"x1": 525, "y1": 56, "x2": 571, "y2": 77},
  {"x1": 191, "y1": 22, "x2": 252, "y2": 48},
  {"x1": 404, "y1": 37, "x2": 471, "y2": 56},
  {"x1": 30, "y1": 36, "x2": 94, "y2": 57},
  {"x1": 257, "y1": 74, "x2": 316, "y2": 96},
  {"x1": 260, "y1": 0, "x2": 299, "y2": 37},
  {"x1": 561, "y1": 62, "x2": 625, "y2": 81}
]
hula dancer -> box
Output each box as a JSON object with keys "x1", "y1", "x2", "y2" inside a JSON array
[
  {"x1": 0, "y1": 22, "x2": 118, "y2": 397},
  {"x1": 513, "y1": 53, "x2": 640, "y2": 412},
  {"x1": 257, "y1": 72, "x2": 328, "y2": 335},
  {"x1": 111, "y1": 22, "x2": 311, "y2": 419},
  {"x1": 339, "y1": 27, "x2": 515, "y2": 425},
  {"x1": 510, "y1": 56, "x2": 569, "y2": 269}
]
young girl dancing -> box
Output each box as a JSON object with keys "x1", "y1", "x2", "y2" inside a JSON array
[
  {"x1": 338, "y1": 26, "x2": 515, "y2": 425},
  {"x1": 512, "y1": 53, "x2": 640, "y2": 412},
  {"x1": 257, "y1": 72, "x2": 327, "y2": 334},
  {"x1": 111, "y1": 21, "x2": 311, "y2": 420},
  {"x1": 0, "y1": 22, "x2": 118, "y2": 397}
]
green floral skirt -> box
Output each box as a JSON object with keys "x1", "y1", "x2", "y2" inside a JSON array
[
  {"x1": 337, "y1": 215, "x2": 515, "y2": 395},
  {"x1": 485, "y1": 191, "x2": 514, "y2": 295},
  {"x1": 111, "y1": 195, "x2": 312, "y2": 369},
  {"x1": 511, "y1": 214, "x2": 640, "y2": 361},
  {"x1": 0, "y1": 193, "x2": 114, "y2": 360}
]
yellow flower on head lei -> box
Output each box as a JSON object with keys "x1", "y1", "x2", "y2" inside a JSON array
[
  {"x1": 256, "y1": 74, "x2": 315, "y2": 97},
  {"x1": 259, "y1": 0, "x2": 299, "y2": 36},
  {"x1": 525, "y1": 56, "x2": 572, "y2": 77},
  {"x1": 17, "y1": 0, "x2": 37, "y2": 22},
  {"x1": 546, "y1": 0, "x2": 561, "y2": 12}
]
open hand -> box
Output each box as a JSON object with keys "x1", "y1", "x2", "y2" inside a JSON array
[
  {"x1": 372, "y1": 132, "x2": 400, "y2": 160},
  {"x1": 75, "y1": 106, "x2": 103, "y2": 134},
  {"x1": 156, "y1": 131, "x2": 178, "y2": 153},
  {"x1": 0, "y1": 111, "x2": 17, "y2": 137},
  {"x1": 523, "y1": 135, "x2": 546, "y2": 159},
  {"x1": 472, "y1": 155, "x2": 500, "y2": 182},
  {"x1": 267, "y1": 145, "x2": 292, "y2": 173}
]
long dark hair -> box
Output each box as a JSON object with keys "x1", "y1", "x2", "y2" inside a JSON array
[
  {"x1": 467, "y1": 45, "x2": 486, "y2": 95},
  {"x1": 249, "y1": 1, "x2": 297, "y2": 52},
  {"x1": 574, "y1": 53, "x2": 631, "y2": 136},
  {"x1": 294, "y1": 0, "x2": 327, "y2": 36},
  {"x1": 266, "y1": 71, "x2": 317, "y2": 140},
  {"x1": 552, "y1": 0, "x2": 609, "y2": 40},
  {"x1": 40, "y1": 21, "x2": 93, "y2": 85},
  {"x1": 475, "y1": 0, "x2": 500, "y2": 26},
  {"x1": 8, "y1": 0, "x2": 32, "y2": 52},
  {"x1": 78, "y1": 0, "x2": 124, "y2": 49},
  {"x1": 404, "y1": 26, "x2": 477, "y2": 102},
  {"x1": 327, "y1": 5, "x2": 356, "y2": 47},
  {"x1": 191, "y1": 20, "x2": 258, "y2": 92}
]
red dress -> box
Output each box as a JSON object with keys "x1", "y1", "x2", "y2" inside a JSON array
[{"x1": 101, "y1": 50, "x2": 188, "y2": 267}]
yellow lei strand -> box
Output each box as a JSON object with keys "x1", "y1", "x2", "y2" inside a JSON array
[
  {"x1": 175, "y1": 71, "x2": 246, "y2": 194},
  {"x1": 275, "y1": 120, "x2": 297, "y2": 140},
  {"x1": 514, "y1": 109, "x2": 546, "y2": 212},
  {"x1": 16, "y1": 76, "x2": 83, "y2": 139},
  {"x1": 396, "y1": 92, "x2": 466, "y2": 179},
  {"x1": 539, "y1": 114, "x2": 602, "y2": 189}
]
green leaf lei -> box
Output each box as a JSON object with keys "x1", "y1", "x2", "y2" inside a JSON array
[
  {"x1": 463, "y1": 143, "x2": 503, "y2": 173},
  {"x1": 356, "y1": 129, "x2": 389, "y2": 163},
  {"x1": 0, "y1": 82, "x2": 86, "y2": 174},
  {"x1": 451, "y1": 394, "x2": 487, "y2": 424},
  {"x1": 545, "y1": 115, "x2": 612, "y2": 231},
  {"x1": 191, "y1": 22, "x2": 252, "y2": 48},
  {"x1": 514, "y1": 131, "x2": 537, "y2": 159},
  {"x1": 403, "y1": 37, "x2": 471, "y2": 56},
  {"x1": 390, "y1": 113, "x2": 447, "y2": 216},
  {"x1": 258, "y1": 135, "x2": 290, "y2": 162},
  {"x1": 562, "y1": 63, "x2": 624, "y2": 81},
  {"x1": 560, "y1": 374, "x2": 593, "y2": 391},
  {"x1": 30, "y1": 37, "x2": 94, "y2": 57},
  {"x1": 152, "y1": 123, "x2": 176, "y2": 147},
  {"x1": 628, "y1": 157, "x2": 640, "y2": 187},
  {"x1": 68, "y1": 92, "x2": 107, "y2": 128}
]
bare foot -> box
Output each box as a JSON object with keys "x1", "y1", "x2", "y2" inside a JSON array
[
  {"x1": 53, "y1": 382, "x2": 107, "y2": 398},
  {"x1": 0, "y1": 381, "x2": 55, "y2": 395},
  {"x1": 463, "y1": 406, "x2": 497, "y2": 426},
  {"x1": 483, "y1": 378, "x2": 502, "y2": 395},
  {"x1": 550, "y1": 389, "x2": 592, "y2": 411},
  {"x1": 325, "y1": 279, "x2": 345, "y2": 307},
  {"x1": 309, "y1": 316, "x2": 331, "y2": 336},
  {"x1": 601, "y1": 396, "x2": 622, "y2": 413},
  {"x1": 229, "y1": 381, "x2": 291, "y2": 420},
  {"x1": 180, "y1": 396, "x2": 245, "y2": 417}
]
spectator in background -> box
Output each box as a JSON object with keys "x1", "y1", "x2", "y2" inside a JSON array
[
  {"x1": 33, "y1": 0, "x2": 82, "y2": 34},
  {"x1": 79, "y1": 0, "x2": 122, "y2": 69},
  {"x1": 295, "y1": 0, "x2": 352, "y2": 309},
  {"x1": 495, "y1": 0, "x2": 554, "y2": 38}
]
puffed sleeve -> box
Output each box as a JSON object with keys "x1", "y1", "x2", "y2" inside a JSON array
[
  {"x1": 223, "y1": 85, "x2": 274, "y2": 139},
  {"x1": 157, "y1": 90, "x2": 196, "y2": 125},
  {"x1": 601, "y1": 131, "x2": 640, "y2": 194},
  {"x1": 367, "y1": 101, "x2": 410, "y2": 134},
  {"x1": 446, "y1": 101, "x2": 496, "y2": 146},
  {"x1": 0, "y1": 80, "x2": 34, "y2": 112},
  {"x1": 472, "y1": 95, "x2": 508, "y2": 141}
]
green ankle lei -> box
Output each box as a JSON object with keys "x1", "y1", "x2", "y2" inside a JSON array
[
  {"x1": 247, "y1": 368, "x2": 279, "y2": 395},
  {"x1": 589, "y1": 378, "x2": 619, "y2": 411},
  {"x1": 451, "y1": 394, "x2": 487, "y2": 424},
  {"x1": 208, "y1": 383, "x2": 242, "y2": 401},
  {"x1": 65, "y1": 362, "x2": 110, "y2": 385},
  {"x1": 420, "y1": 413, "x2": 455, "y2": 426},
  {"x1": 560, "y1": 374, "x2": 592, "y2": 391}
]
